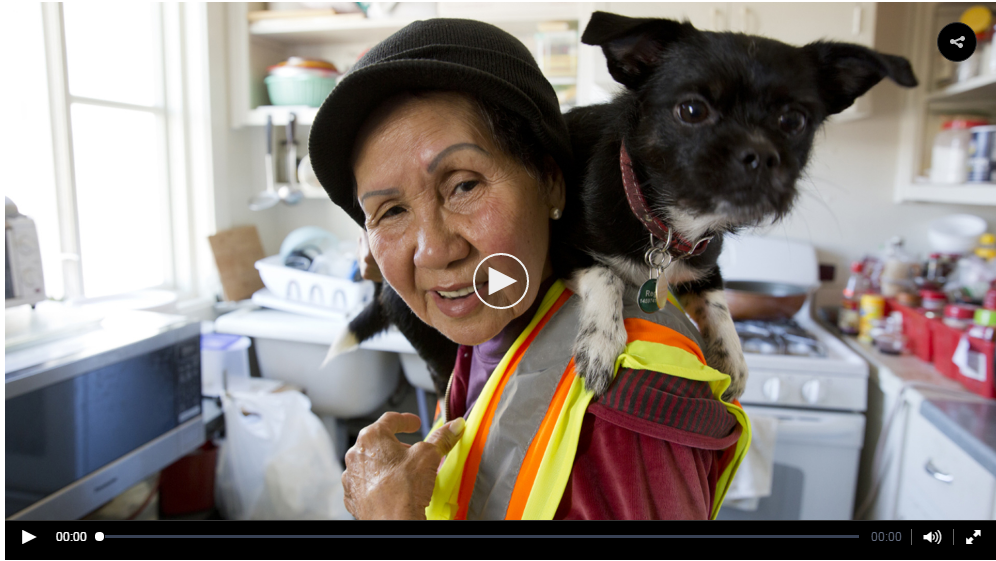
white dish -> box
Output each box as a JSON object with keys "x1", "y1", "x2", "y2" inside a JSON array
[
  {"x1": 927, "y1": 214, "x2": 987, "y2": 253},
  {"x1": 254, "y1": 255, "x2": 374, "y2": 314}
]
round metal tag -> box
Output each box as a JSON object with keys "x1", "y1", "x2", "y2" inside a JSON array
[{"x1": 638, "y1": 279, "x2": 659, "y2": 313}]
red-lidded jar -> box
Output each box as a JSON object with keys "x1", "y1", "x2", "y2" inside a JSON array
[
  {"x1": 984, "y1": 282, "x2": 996, "y2": 310},
  {"x1": 944, "y1": 303, "x2": 979, "y2": 330},
  {"x1": 921, "y1": 289, "x2": 948, "y2": 314}
]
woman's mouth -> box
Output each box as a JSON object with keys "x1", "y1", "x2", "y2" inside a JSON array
[{"x1": 430, "y1": 283, "x2": 487, "y2": 318}]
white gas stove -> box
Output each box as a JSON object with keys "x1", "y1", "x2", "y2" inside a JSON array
[{"x1": 716, "y1": 236, "x2": 869, "y2": 521}]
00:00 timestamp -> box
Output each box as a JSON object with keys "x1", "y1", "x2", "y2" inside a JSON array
[{"x1": 870, "y1": 532, "x2": 902, "y2": 542}]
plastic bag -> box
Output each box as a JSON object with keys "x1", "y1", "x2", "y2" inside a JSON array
[{"x1": 215, "y1": 390, "x2": 351, "y2": 520}]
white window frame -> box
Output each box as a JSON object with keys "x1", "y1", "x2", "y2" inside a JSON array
[{"x1": 40, "y1": 2, "x2": 216, "y2": 312}]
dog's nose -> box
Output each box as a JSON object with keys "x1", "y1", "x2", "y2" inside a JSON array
[{"x1": 739, "y1": 144, "x2": 780, "y2": 172}]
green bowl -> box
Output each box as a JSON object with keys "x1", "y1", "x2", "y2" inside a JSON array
[{"x1": 264, "y1": 74, "x2": 337, "y2": 107}]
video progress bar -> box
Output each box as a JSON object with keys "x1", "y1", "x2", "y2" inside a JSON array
[{"x1": 106, "y1": 535, "x2": 861, "y2": 539}]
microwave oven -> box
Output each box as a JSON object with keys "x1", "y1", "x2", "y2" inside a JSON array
[
  {"x1": 5, "y1": 311, "x2": 204, "y2": 520},
  {"x1": 5, "y1": 197, "x2": 46, "y2": 309}
]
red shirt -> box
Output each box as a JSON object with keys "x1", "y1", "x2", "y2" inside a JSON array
[{"x1": 446, "y1": 345, "x2": 741, "y2": 520}]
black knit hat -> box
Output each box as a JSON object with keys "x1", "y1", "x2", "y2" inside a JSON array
[{"x1": 308, "y1": 18, "x2": 573, "y2": 227}]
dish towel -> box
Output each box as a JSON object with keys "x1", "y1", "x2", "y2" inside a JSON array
[{"x1": 724, "y1": 414, "x2": 778, "y2": 511}]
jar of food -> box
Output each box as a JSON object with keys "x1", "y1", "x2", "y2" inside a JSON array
[
  {"x1": 874, "y1": 312, "x2": 907, "y2": 355},
  {"x1": 968, "y1": 125, "x2": 996, "y2": 182},
  {"x1": 984, "y1": 282, "x2": 996, "y2": 309},
  {"x1": 930, "y1": 118, "x2": 990, "y2": 183},
  {"x1": 839, "y1": 298, "x2": 860, "y2": 335},
  {"x1": 944, "y1": 303, "x2": 979, "y2": 330},
  {"x1": 921, "y1": 289, "x2": 948, "y2": 315},
  {"x1": 896, "y1": 291, "x2": 922, "y2": 308},
  {"x1": 859, "y1": 294, "x2": 886, "y2": 343},
  {"x1": 976, "y1": 308, "x2": 996, "y2": 327}
]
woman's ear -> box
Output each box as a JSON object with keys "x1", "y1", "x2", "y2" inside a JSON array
[{"x1": 543, "y1": 155, "x2": 566, "y2": 215}]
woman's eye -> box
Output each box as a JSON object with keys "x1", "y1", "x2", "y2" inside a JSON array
[
  {"x1": 779, "y1": 110, "x2": 806, "y2": 135},
  {"x1": 454, "y1": 180, "x2": 479, "y2": 193},
  {"x1": 676, "y1": 100, "x2": 710, "y2": 124},
  {"x1": 382, "y1": 205, "x2": 405, "y2": 218}
]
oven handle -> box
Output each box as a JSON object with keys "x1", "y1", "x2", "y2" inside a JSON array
[{"x1": 924, "y1": 460, "x2": 954, "y2": 484}]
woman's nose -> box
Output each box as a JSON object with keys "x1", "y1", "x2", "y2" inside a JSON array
[{"x1": 412, "y1": 212, "x2": 469, "y2": 271}]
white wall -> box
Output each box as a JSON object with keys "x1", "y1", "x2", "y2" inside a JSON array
[{"x1": 208, "y1": 2, "x2": 996, "y2": 306}]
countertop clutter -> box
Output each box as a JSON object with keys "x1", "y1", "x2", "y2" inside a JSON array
[{"x1": 828, "y1": 212, "x2": 996, "y2": 520}]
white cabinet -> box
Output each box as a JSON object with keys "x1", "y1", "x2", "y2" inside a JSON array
[
  {"x1": 895, "y1": 406, "x2": 996, "y2": 520},
  {"x1": 893, "y1": 2, "x2": 996, "y2": 206}
]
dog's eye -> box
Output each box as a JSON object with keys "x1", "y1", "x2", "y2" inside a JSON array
[
  {"x1": 779, "y1": 111, "x2": 807, "y2": 135},
  {"x1": 677, "y1": 100, "x2": 710, "y2": 124}
]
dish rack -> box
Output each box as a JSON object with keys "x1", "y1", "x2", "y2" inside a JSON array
[{"x1": 254, "y1": 255, "x2": 374, "y2": 315}]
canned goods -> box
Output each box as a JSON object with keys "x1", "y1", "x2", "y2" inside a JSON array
[
  {"x1": 859, "y1": 294, "x2": 886, "y2": 343},
  {"x1": 968, "y1": 125, "x2": 995, "y2": 182}
]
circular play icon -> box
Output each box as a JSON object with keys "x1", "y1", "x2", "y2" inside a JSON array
[
  {"x1": 473, "y1": 253, "x2": 529, "y2": 310},
  {"x1": 937, "y1": 22, "x2": 976, "y2": 62}
]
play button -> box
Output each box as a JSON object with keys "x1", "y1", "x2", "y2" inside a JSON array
[
  {"x1": 488, "y1": 268, "x2": 517, "y2": 295},
  {"x1": 474, "y1": 253, "x2": 529, "y2": 310},
  {"x1": 22, "y1": 530, "x2": 35, "y2": 544}
]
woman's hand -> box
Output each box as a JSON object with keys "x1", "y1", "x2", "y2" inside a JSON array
[
  {"x1": 357, "y1": 230, "x2": 382, "y2": 282},
  {"x1": 342, "y1": 412, "x2": 465, "y2": 520}
]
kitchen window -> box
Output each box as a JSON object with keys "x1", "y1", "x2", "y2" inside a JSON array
[{"x1": 6, "y1": 3, "x2": 214, "y2": 305}]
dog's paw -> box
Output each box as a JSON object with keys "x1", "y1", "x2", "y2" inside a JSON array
[
  {"x1": 571, "y1": 266, "x2": 627, "y2": 397},
  {"x1": 706, "y1": 345, "x2": 749, "y2": 403},
  {"x1": 321, "y1": 329, "x2": 359, "y2": 368}
]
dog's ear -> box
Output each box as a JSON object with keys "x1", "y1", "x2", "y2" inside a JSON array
[
  {"x1": 803, "y1": 41, "x2": 918, "y2": 115},
  {"x1": 581, "y1": 11, "x2": 695, "y2": 90}
]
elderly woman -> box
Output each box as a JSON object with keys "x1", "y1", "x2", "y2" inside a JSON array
[{"x1": 308, "y1": 18, "x2": 748, "y2": 521}]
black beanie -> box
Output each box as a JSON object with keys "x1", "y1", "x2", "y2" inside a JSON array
[{"x1": 308, "y1": 18, "x2": 573, "y2": 227}]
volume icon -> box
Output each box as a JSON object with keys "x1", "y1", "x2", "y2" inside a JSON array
[{"x1": 923, "y1": 530, "x2": 943, "y2": 544}]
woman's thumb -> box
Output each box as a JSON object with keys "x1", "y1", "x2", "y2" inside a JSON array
[{"x1": 427, "y1": 417, "x2": 465, "y2": 455}]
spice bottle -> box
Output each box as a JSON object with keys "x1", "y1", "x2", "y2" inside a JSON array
[{"x1": 839, "y1": 261, "x2": 869, "y2": 335}]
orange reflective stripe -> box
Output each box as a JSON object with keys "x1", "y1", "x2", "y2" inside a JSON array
[
  {"x1": 505, "y1": 357, "x2": 577, "y2": 520},
  {"x1": 454, "y1": 288, "x2": 573, "y2": 520},
  {"x1": 623, "y1": 317, "x2": 706, "y2": 365}
]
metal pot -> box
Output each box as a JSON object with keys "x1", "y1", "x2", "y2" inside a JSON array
[{"x1": 724, "y1": 281, "x2": 811, "y2": 321}]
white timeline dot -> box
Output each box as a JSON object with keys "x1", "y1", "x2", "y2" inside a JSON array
[{"x1": 95, "y1": 532, "x2": 104, "y2": 541}]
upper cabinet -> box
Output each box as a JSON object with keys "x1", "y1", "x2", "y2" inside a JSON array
[
  {"x1": 894, "y1": 2, "x2": 996, "y2": 207},
  {"x1": 228, "y1": 2, "x2": 880, "y2": 128}
]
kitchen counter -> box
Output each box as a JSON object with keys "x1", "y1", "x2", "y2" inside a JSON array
[
  {"x1": 816, "y1": 309, "x2": 993, "y2": 519},
  {"x1": 921, "y1": 398, "x2": 996, "y2": 478}
]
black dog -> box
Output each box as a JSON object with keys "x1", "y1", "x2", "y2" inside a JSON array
[
  {"x1": 561, "y1": 12, "x2": 917, "y2": 400},
  {"x1": 332, "y1": 11, "x2": 917, "y2": 405}
]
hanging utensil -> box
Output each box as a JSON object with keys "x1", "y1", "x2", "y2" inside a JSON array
[
  {"x1": 279, "y1": 113, "x2": 303, "y2": 205},
  {"x1": 248, "y1": 115, "x2": 280, "y2": 211}
]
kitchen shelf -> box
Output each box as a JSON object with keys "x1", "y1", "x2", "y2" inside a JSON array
[
  {"x1": 926, "y1": 74, "x2": 996, "y2": 104},
  {"x1": 901, "y1": 180, "x2": 996, "y2": 205},
  {"x1": 249, "y1": 15, "x2": 417, "y2": 45},
  {"x1": 246, "y1": 105, "x2": 319, "y2": 126}
]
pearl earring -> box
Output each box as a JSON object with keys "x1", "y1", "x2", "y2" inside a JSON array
[{"x1": 550, "y1": 207, "x2": 562, "y2": 220}]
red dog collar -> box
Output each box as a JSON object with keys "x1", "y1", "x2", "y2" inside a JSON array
[{"x1": 619, "y1": 141, "x2": 711, "y2": 257}]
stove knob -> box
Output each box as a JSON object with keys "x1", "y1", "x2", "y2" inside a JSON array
[
  {"x1": 762, "y1": 377, "x2": 781, "y2": 402},
  {"x1": 801, "y1": 379, "x2": 823, "y2": 404}
]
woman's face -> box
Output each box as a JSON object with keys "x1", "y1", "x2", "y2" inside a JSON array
[{"x1": 353, "y1": 92, "x2": 564, "y2": 346}]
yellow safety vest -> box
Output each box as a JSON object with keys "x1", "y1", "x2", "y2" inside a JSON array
[{"x1": 426, "y1": 279, "x2": 750, "y2": 520}]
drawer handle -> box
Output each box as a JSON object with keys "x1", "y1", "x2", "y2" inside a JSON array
[{"x1": 925, "y1": 460, "x2": 954, "y2": 483}]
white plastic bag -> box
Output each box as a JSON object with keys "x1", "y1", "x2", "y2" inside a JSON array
[{"x1": 215, "y1": 389, "x2": 351, "y2": 520}]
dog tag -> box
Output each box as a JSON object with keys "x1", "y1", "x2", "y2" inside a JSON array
[
  {"x1": 655, "y1": 268, "x2": 670, "y2": 310},
  {"x1": 638, "y1": 278, "x2": 659, "y2": 313}
]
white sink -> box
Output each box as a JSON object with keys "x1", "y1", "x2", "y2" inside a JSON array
[{"x1": 214, "y1": 308, "x2": 412, "y2": 418}]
